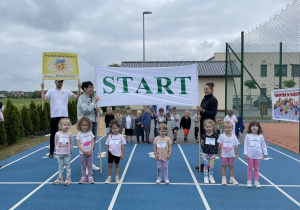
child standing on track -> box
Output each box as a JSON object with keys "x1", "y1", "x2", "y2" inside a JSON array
[
  {"x1": 156, "y1": 108, "x2": 167, "y2": 137},
  {"x1": 224, "y1": 110, "x2": 238, "y2": 135},
  {"x1": 154, "y1": 124, "x2": 172, "y2": 184},
  {"x1": 135, "y1": 110, "x2": 144, "y2": 143},
  {"x1": 170, "y1": 107, "x2": 180, "y2": 144},
  {"x1": 53, "y1": 118, "x2": 73, "y2": 185},
  {"x1": 105, "y1": 120, "x2": 126, "y2": 184},
  {"x1": 217, "y1": 121, "x2": 240, "y2": 185},
  {"x1": 201, "y1": 119, "x2": 219, "y2": 184},
  {"x1": 76, "y1": 117, "x2": 95, "y2": 184},
  {"x1": 180, "y1": 110, "x2": 191, "y2": 142},
  {"x1": 193, "y1": 113, "x2": 200, "y2": 143},
  {"x1": 244, "y1": 121, "x2": 268, "y2": 188},
  {"x1": 122, "y1": 106, "x2": 135, "y2": 144},
  {"x1": 141, "y1": 105, "x2": 152, "y2": 144},
  {"x1": 105, "y1": 106, "x2": 114, "y2": 138}
]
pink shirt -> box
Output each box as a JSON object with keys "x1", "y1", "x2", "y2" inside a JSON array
[
  {"x1": 154, "y1": 136, "x2": 172, "y2": 161},
  {"x1": 55, "y1": 131, "x2": 73, "y2": 155},
  {"x1": 105, "y1": 134, "x2": 126, "y2": 157}
]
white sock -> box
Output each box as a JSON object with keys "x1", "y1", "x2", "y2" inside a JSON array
[
  {"x1": 230, "y1": 177, "x2": 234, "y2": 180},
  {"x1": 116, "y1": 175, "x2": 119, "y2": 178},
  {"x1": 108, "y1": 176, "x2": 111, "y2": 178},
  {"x1": 222, "y1": 176, "x2": 226, "y2": 179}
]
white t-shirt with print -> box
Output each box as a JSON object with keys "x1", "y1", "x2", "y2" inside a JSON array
[
  {"x1": 126, "y1": 115, "x2": 131, "y2": 129},
  {"x1": 217, "y1": 133, "x2": 240, "y2": 157},
  {"x1": 105, "y1": 134, "x2": 126, "y2": 157},
  {"x1": 76, "y1": 131, "x2": 95, "y2": 155},
  {"x1": 244, "y1": 134, "x2": 268, "y2": 159},
  {"x1": 46, "y1": 89, "x2": 73, "y2": 118}
]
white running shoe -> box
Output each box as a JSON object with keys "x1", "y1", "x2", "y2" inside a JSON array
[
  {"x1": 254, "y1": 181, "x2": 261, "y2": 189},
  {"x1": 247, "y1": 181, "x2": 252, "y2": 188},
  {"x1": 204, "y1": 177, "x2": 209, "y2": 184},
  {"x1": 209, "y1": 177, "x2": 216, "y2": 184},
  {"x1": 92, "y1": 164, "x2": 100, "y2": 171}
]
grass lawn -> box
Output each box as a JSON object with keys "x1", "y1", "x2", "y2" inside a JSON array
[{"x1": 1, "y1": 98, "x2": 42, "y2": 110}]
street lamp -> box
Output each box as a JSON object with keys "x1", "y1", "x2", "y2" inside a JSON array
[{"x1": 143, "y1": 11, "x2": 152, "y2": 67}]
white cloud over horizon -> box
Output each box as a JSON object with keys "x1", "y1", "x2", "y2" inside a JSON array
[{"x1": 0, "y1": 0, "x2": 293, "y2": 91}]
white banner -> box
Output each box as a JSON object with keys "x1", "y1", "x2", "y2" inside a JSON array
[
  {"x1": 96, "y1": 64, "x2": 199, "y2": 106},
  {"x1": 271, "y1": 87, "x2": 300, "y2": 122}
]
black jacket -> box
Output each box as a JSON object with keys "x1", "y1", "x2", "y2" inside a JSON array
[{"x1": 199, "y1": 94, "x2": 218, "y2": 124}]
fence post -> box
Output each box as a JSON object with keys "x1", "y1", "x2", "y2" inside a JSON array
[
  {"x1": 240, "y1": 31, "x2": 244, "y2": 118},
  {"x1": 279, "y1": 42, "x2": 282, "y2": 89},
  {"x1": 225, "y1": 43, "x2": 228, "y2": 115}
]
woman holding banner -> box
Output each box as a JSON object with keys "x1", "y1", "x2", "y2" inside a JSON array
[{"x1": 77, "y1": 81, "x2": 103, "y2": 171}]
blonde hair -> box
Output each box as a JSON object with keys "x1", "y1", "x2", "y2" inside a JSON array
[
  {"x1": 116, "y1": 107, "x2": 121, "y2": 113},
  {"x1": 107, "y1": 106, "x2": 112, "y2": 110},
  {"x1": 222, "y1": 121, "x2": 233, "y2": 132},
  {"x1": 58, "y1": 118, "x2": 71, "y2": 131},
  {"x1": 145, "y1": 105, "x2": 151, "y2": 109},
  {"x1": 203, "y1": 119, "x2": 217, "y2": 132},
  {"x1": 158, "y1": 123, "x2": 168, "y2": 131},
  {"x1": 76, "y1": 117, "x2": 92, "y2": 132},
  {"x1": 137, "y1": 110, "x2": 142, "y2": 114}
]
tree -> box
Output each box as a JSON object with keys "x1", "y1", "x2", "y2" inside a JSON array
[
  {"x1": 0, "y1": 121, "x2": 7, "y2": 145},
  {"x1": 108, "y1": 63, "x2": 120, "y2": 67},
  {"x1": 30, "y1": 101, "x2": 40, "y2": 133},
  {"x1": 37, "y1": 104, "x2": 49, "y2": 131},
  {"x1": 21, "y1": 105, "x2": 33, "y2": 136},
  {"x1": 244, "y1": 80, "x2": 257, "y2": 105},
  {"x1": 16, "y1": 105, "x2": 25, "y2": 138},
  {"x1": 283, "y1": 80, "x2": 296, "y2": 88},
  {"x1": 4, "y1": 100, "x2": 21, "y2": 145}
]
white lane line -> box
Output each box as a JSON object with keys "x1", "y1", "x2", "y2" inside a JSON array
[
  {"x1": 238, "y1": 158, "x2": 300, "y2": 207},
  {"x1": 9, "y1": 154, "x2": 80, "y2": 210},
  {"x1": 0, "y1": 146, "x2": 47, "y2": 170},
  {"x1": 108, "y1": 144, "x2": 137, "y2": 210},
  {"x1": 267, "y1": 146, "x2": 300, "y2": 163},
  {"x1": 178, "y1": 144, "x2": 211, "y2": 210}
]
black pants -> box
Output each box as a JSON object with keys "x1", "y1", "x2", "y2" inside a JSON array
[
  {"x1": 50, "y1": 117, "x2": 64, "y2": 153},
  {"x1": 194, "y1": 127, "x2": 199, "y2": 140}
]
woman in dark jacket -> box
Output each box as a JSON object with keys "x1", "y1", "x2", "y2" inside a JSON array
[{"x1": 197, "y1": 83, "x2": 218, "y2": 137}]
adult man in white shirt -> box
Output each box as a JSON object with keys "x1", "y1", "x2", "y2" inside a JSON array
[{"x1": 41, "y1": 80, "x2": 81, "y2": 158}]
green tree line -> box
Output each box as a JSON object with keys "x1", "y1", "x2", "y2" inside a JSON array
[{"x1": 0, "y1": 99, "x2": 77, "y2": 146}]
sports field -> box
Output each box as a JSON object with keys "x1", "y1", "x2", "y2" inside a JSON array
[{"x1": 0, "y1": 135, "x2": 299, "y2": 210}]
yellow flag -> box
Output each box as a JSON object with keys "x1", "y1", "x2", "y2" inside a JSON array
[{"x1": 42, "y1": 52, "x2": 79, "y2": 80}]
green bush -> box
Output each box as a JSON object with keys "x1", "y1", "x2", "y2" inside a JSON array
[
  {"x1": 4, "y1": 100, "x2": 21, "y2": 145},
  {"x1": 0, "y1": 121, "x2": 7, "y2": 145},
  {"x1": 16, "y1": 106, "x2": 25, "y2": 138},
  {"x1": 21, "y1": 105, "x2": 33, "y2": 136},
  {"x1": 30, "y1": 101, "x2": 40, "y2": 133},
  {"x1": 37, "y1": 104, "x2": 49, "y2": 131}
]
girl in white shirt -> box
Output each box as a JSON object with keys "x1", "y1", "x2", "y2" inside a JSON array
[{"x1": 244, "y1": 121, "x2": 268, "y2": 189}]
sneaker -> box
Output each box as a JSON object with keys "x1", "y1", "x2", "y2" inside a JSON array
[
  {"x1": 229, "y1": 178, "x2": 239, "y2": 185},
  {"x1": 64, "y1": 178, "x2": 71, "y2": 186},
  {"x1": 247, "y1": 181, "x2": 252, "y2": 188},
  {"x1": 254, "y1": 181, "x2": 261, "y2": 189},
  {"x1": 88, "y1": 177, "x2": 94, "y2": 184},
  {"x1": 173, "y1": 139, "x2": 177, "y2": 144},
  {"x1": 79, "y1": 177, "x2": 86, "y2": 184},
  {"x1": 92, "y1": 164, "x2": 100, "y2": 171},
  {"x1": 222, "y1": 178, "x2": 227, "y2": 185},
  {"x1": 105, "y1": 177, "x2": 111, "y2": 184},
  {"x1": 48, "y1": 152, "x2": 54, "y2": 158},
  {"x1": 184, "y1": 138, "x2": 188, "y2": 142},
  {"x1": 204, "y1": 177, "x2": 209, "y2": 184},
  {"x1": 209, "y1": 177, "x2": 216, "y2": 184},
  {"x1": 126, "y1": 140, "x2": 129, "y2": 144},
  {"x1": 165, "y1": 179, "x2": 170, "y2": 184},
  {"x1": 195, "y1": 139, "x2": 199, "y2": 143},
  {"x1": 156, "y1": 178, "x2": 162, "y2": 184},
  {"x1": 130, "y1": 140, "x2": 133, "y2": 144},
  {"x1": 53, "y1": 177, "x2": 63, "y2": 185},
  {"x1": 115, "y1": 177, "x2": 120, "y2": 184}
]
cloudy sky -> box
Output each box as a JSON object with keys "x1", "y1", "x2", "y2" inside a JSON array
[{"x1": 0, "y1": 0, "x2": 293, "y2": 91}]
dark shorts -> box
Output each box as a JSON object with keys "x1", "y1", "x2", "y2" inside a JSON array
[
  {"x1": 108, "y1": 151, "x2": 121, "y2": 164},
  {"x1": 172, "y1": 126, "x2": 179, "y2": 134},
  {"x1": 125, "y1": 128, "x2": 133, "y2": 136}
]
